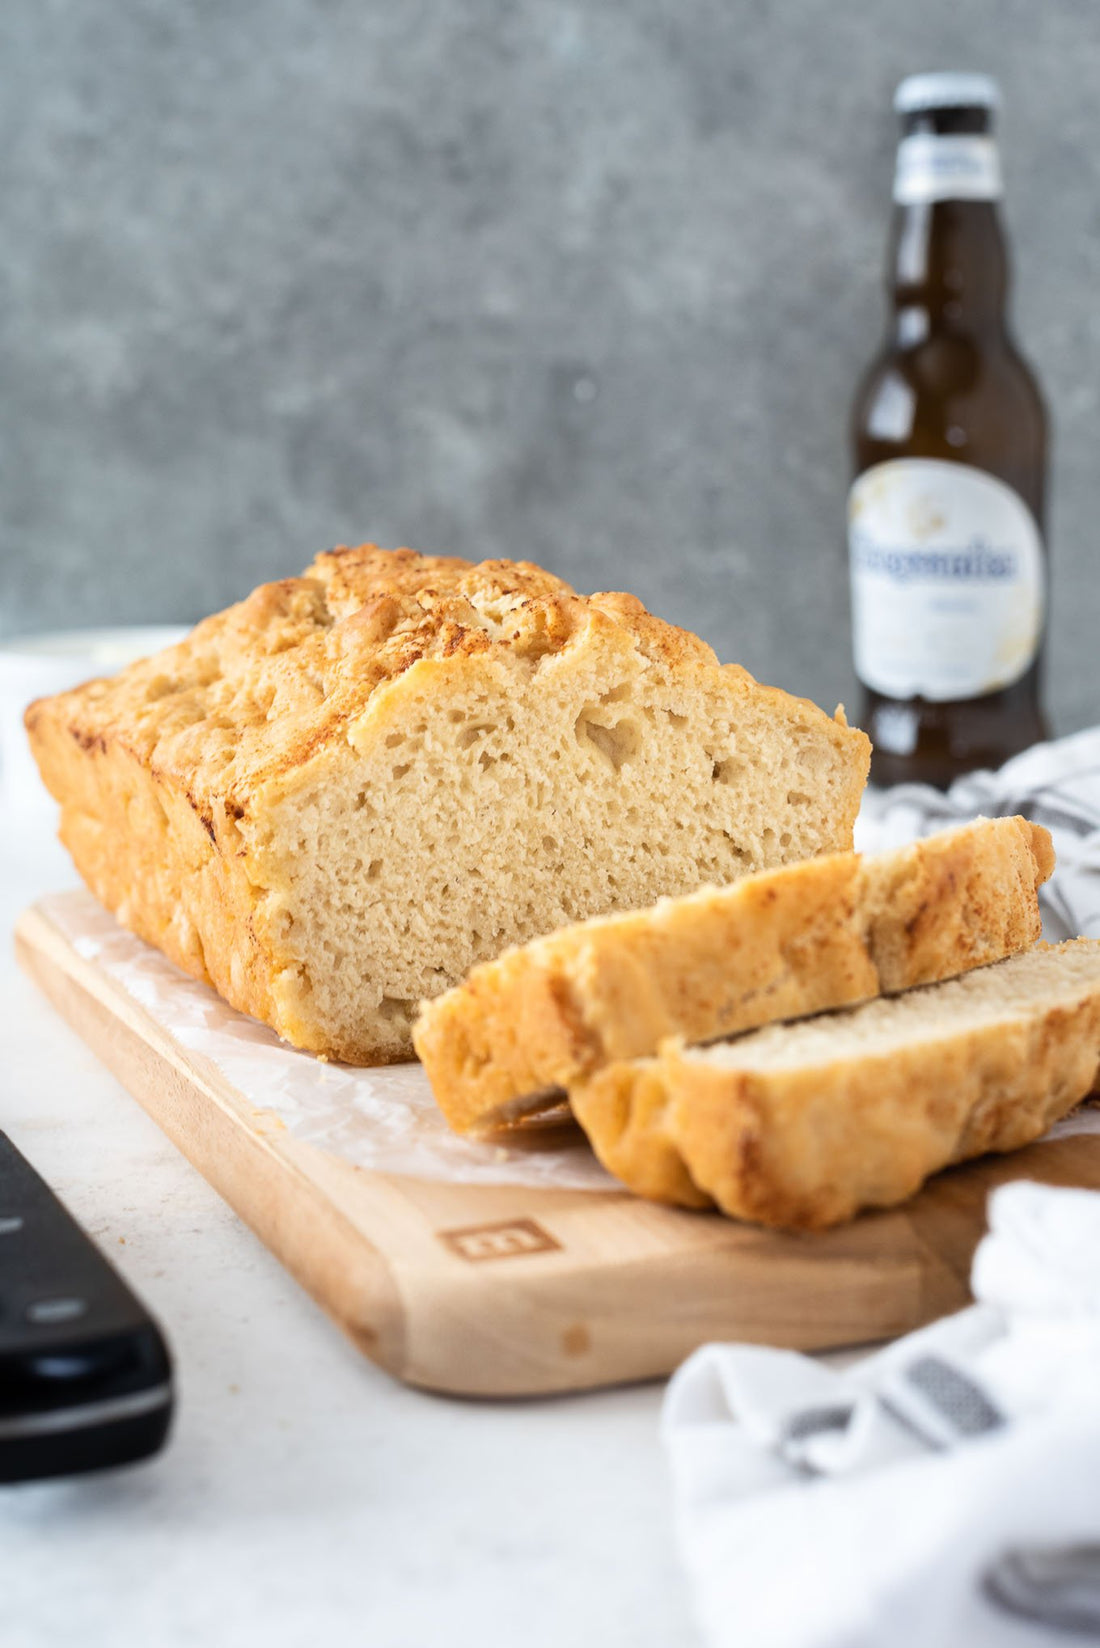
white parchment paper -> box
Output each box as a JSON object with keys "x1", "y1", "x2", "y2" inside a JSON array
[{"x1": 40, "y1": 889, "x2": 617, "y2": 1192}]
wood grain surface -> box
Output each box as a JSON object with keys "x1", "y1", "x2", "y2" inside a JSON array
[{"x1": 15, "y1": 899, "x2": 1100, "y2": 1397}]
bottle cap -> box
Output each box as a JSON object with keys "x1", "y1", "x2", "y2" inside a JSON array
[{"x1": 894, "y1": 72, "x2": 1001, "y2": 115}]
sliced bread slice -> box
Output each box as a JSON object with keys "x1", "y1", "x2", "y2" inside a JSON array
[
  {"x1": 571, "y1": 939, "x2": 1100, "y2": 1231},
  {"x1": 414, "y1": 816, "x2": 1054, "y2": 1134}
]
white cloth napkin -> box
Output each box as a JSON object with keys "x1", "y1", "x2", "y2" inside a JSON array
[
  {"x1": 855, "y1": 725, "x2": 1100, "y2": 940},
  {"x1": 663, "y1": 1181, "x2": 1100, "y2": 1648}
]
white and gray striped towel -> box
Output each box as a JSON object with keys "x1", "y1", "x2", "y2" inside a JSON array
[{"x1": 664, "y1": 1182, "x2": 1100, "y2": 1648}]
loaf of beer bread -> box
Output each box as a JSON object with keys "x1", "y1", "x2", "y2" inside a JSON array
[
  {"x1": 413, "y1": 816, "x2": 1054, "y2": 1132},
  {"x1": 25, "y1": 545, "x2": 869, "y2": 1062}
]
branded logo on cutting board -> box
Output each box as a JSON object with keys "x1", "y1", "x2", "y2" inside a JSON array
[{"x1": 439, "y1": 1218, "x2": 561, "y2": 1262}]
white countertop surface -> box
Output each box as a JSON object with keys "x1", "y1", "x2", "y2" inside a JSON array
[{"x1": 0, "y1": 811, "x2": 697, "y2": 1648}]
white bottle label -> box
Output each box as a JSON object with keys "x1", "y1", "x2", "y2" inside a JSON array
[
  {"x1": 848, "y1": 459, "x2": 1044, "y2": 703},
  {"x1": 894, "y1": 134, "x2": 1002, "y2": 204}
]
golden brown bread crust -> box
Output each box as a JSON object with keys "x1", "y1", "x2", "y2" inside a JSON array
[
  {"x1": 860, "y1": 817, "x2": 1056, "y2": 989},
  {"x1": 26, "y1": 545, "x2": 869, "y2": 1062},
  {"x1": 571, "y1": 939, "x2": 1100, "y2": 1230},
  {"x1": 31, "y1": 551, "x2": 663, "y2": 813},
  {"x1": 414, "y1": 817, "x2": 1053, "y2": 1132},
  {"x1": 569, "y1": 1059, "x2": 714, "y2": 1210}
]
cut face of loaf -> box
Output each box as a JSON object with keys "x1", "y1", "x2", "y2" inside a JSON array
[
  {"x1": 414, "y1": 816, "x2": 1054, "y2": 1133},
  {"x1": 25, "y1": 546, "x2": 869, "y2": 1062},
  {"x1": 570, "y1": 940, "x2": 1100, "y2": 1231}
]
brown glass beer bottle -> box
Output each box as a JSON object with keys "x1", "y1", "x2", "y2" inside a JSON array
[{"x1": 849, "y1": 73, "x2": 1049, "y2": 789}]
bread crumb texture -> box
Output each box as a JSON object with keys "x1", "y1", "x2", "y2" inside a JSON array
[{"x1": 26, "y1": 546, "x2": 869, "y2": 1062}]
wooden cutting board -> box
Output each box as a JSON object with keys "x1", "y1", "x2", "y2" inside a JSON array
[{"x1": 16, "y1": 896, "x2": 1100, "y2": 1398}]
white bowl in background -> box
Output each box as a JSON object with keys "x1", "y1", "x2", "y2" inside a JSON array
[{"x1": 0, "y1": 626, "x2": 190, "y2": 815}]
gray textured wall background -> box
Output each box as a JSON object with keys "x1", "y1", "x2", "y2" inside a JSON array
[{"x1": 3, "y1": 0, "x2": 1099, "y2": 730}]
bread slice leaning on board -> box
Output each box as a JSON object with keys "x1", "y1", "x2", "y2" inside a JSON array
[
  {"x1": 413, "y1": 816, "x2": 1055, "y2": 1133},
  {"x1": 24, "y1": 546, "x2": 869, "y2": 1063},
  {"x1": 570, "y1": 940, "x2": 1100, "y2": 1231}
]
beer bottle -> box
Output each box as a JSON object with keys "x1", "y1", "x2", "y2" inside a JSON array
[{"x1": 849, "y1": 72, "x2": 1049, "y2": 789}]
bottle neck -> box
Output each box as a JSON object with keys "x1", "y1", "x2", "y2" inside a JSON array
[
  {"x1": 887, "y1": 199, "x2": 1009, "y2": 338},
  {"x1": 886, "y1": 108, "x2": 1010, "y2": 340}
]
